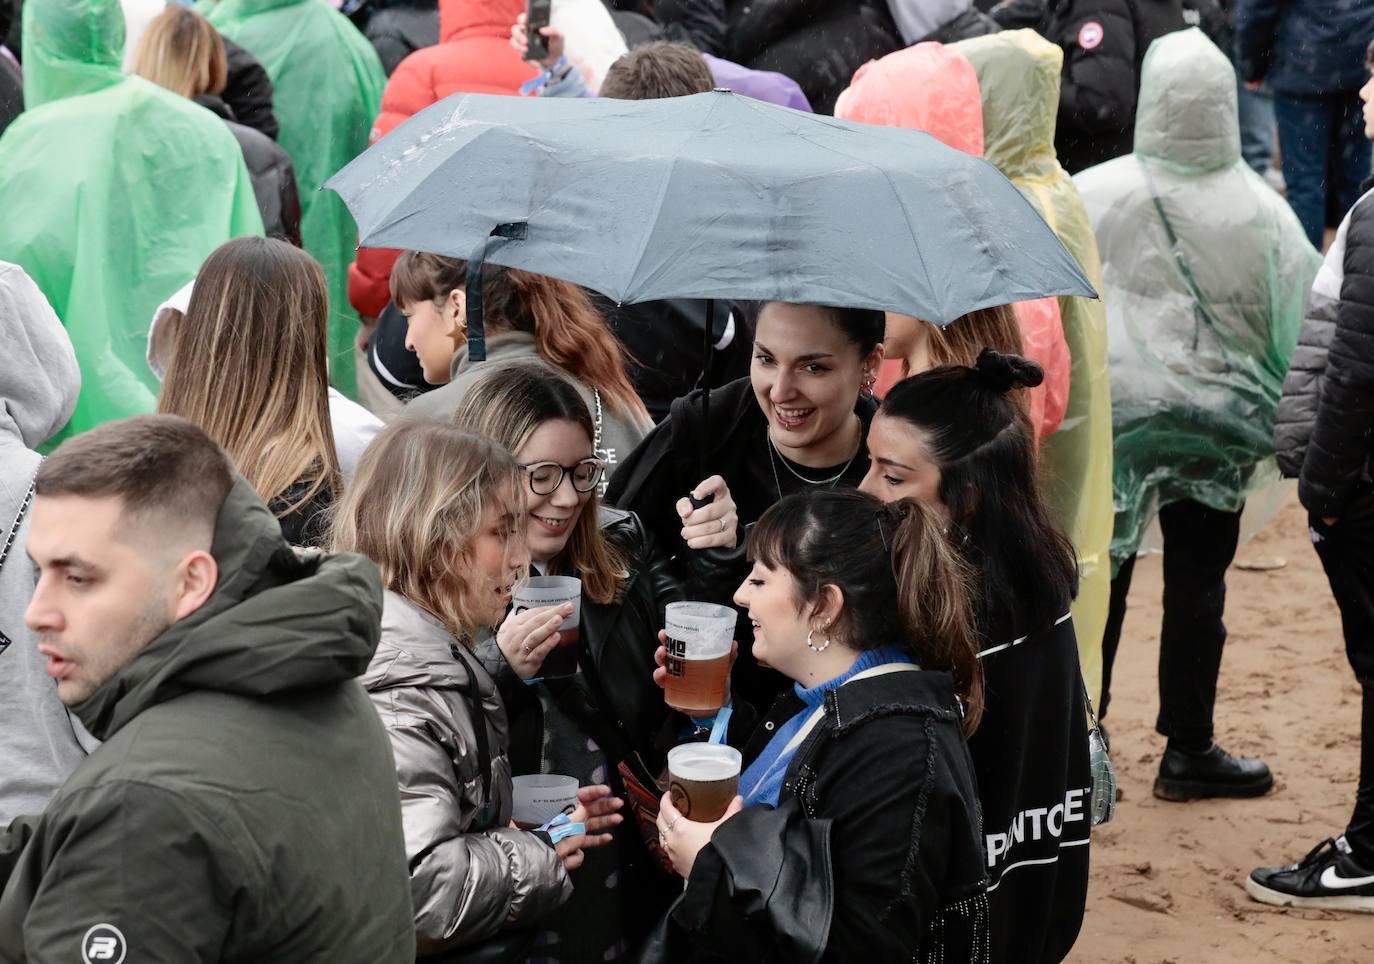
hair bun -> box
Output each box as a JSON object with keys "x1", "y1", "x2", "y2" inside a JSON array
[{"x1": 974, "y1": 349, "x2": 1043, "y2": 393}]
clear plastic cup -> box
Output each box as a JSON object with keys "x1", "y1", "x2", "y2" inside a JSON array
[
  {"x1": 511, "y1": 774, "x2": 579, "y2": 830},
  {"x1": 511, "y1": 576, "x2": 582, "y2": 679},
  {"x1": 662, "y1": 601, "x2": 735, "y2": 714}
]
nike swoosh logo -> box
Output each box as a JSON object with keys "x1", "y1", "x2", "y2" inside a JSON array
[{"x1": 1319, "y1": 866, "x2": 1374, "y2": 889}]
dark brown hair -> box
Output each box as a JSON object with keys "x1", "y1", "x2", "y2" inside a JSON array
[
  {"x1": 390, "y1": 251, "x2": 649, "y2": 421},
  {"x1": 1367, "y1": 36, "x2": 1374, "y2": 67},
  {"x1": 880, "y1": 350, "x2": 1078, "y2": 642},
  {"x1": 600, "y1": 41, "x2": 714, "y2": 100},
  {"x1": 749, "y1": 489, "x2": 984, "y2": 732},
  {"x1": 36, "y1": 415, "x2": 234, "y2": 537}
]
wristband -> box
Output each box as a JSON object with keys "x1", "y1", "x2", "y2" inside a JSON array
[{"x1": 538, "y1": 812, "x2": 586, "y2": 844}]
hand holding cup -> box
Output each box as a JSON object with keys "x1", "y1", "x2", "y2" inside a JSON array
[{"x1": 497, "y1": 603, "x2": 570, "y2": 679}]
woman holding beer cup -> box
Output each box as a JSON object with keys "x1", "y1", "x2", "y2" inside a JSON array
[
  {"x1": 330, "y1": 420, "x2": 623, "y2": 959},
  {"x1": 607, "y1": 303, "x2": 886, "y2": 712},
  {"x1": 858, "y1": 351, "x2": 1092, "y2": 964},
  {"x1": 452, "y1": 364, "x2": 690, "y2": 960},
  {"x1": 644, "y1": 489, "x2": 989, "y2": 963}
]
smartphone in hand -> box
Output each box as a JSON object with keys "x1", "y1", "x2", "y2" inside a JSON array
[{"x1": 525, "y1": 0, "x2": 553, "y2": 61}]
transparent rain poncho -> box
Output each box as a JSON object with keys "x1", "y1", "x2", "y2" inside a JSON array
[
  {"x1": 0, "y1": 0, "x2": 262, "y2": 443},
  {"x1": 205, "y1": 0, "x2": 386, "y2": 398},
  {"x1": 955, "y1": 29, "x2": 1115, "y2": 703},
  {"x1": 1072, "y1": 29, "x2": 1321, "y2": 570}
]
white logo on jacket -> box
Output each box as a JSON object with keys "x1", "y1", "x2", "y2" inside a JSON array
[
  {"x1": 82, "y1": 924, "x2": 126, "y2": 964},
  {"x1": 987, "y1": 788, "x2": 1091, "y2": 869}
]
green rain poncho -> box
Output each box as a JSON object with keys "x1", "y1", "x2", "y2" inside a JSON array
[
  {"x1": 205, "y1": 0, "x2": 386, "y2": 397},
  {"x1": 0, "y1": 0, "x2": 262, "y2": 443},
  {"x1": 1072, "y1": 29, "x2": 1320, "y2": 568},
  {"x1": 954, "y1": 30, "x2": 1115, "y2": 704}
]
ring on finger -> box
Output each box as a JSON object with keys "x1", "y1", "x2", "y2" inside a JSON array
[
  {"x1": 522, "y1": 642, "x2": 531, "y2": 656},
  {"x1": 719, "y1": 517, "x2": 727, "y2": 533}
]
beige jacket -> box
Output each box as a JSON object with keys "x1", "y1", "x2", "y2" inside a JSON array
[{"x1": 363, "y1": 591, "x2": 571, "y2": 955}]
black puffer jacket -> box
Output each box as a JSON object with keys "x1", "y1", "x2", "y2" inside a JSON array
[
  {"x1": 723, "y1": 0, "x2": 901, "y2": 113},
  {"x1": 364, "y1": 3, "x2": 440, "y2": 76},
  {"x1": 1041, "y1": 0, "x2": 1185, "y2": 173},
  {"x1": 610, "y1": 0, "x2": 728, "y2": 54},
  {"x1": 222, "y1": 38, "x2": 279, "y2": 141},
  {"x1": 1276, "y1": 184, "x2": 1374, "y2": 516},
  {"x1": 638, "y1": 668, "x2": 989, "y2": 963},
  {"x1": 196, "y1": 94, "x2": 303, "y2": 246}
]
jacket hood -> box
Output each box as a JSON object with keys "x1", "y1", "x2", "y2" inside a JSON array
[
  {"x1": 364, "y1": 590, "x2": 479, "y2": 693},
  {"x1": 22, "y1": 0, "x2": 125, "y2": 109},
  {"x1": 835, "y1": 42, "x2": 984, "y2": 157},
  {"x1": 440, "y1": 0, "x2": 524, "y2": 44},
  {"x1": 75, "y1": 477, "x2": 385, "y2": 740},
  {"x1": 0, "y1": 263, "x2": 80, "y2": 449},
  {"x1": 1134, "y1": 28, "x2": 1241, "y2": 173},
  {"x1": 953, "y1": 29, "x2": 1062, "y2": 180}
]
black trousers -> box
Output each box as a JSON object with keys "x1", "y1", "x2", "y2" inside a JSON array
[
  {"x1": 1100, "y1": 500, "x2": 1243, "y2": 749},
  {"x1": 1309, "y1": 487, "x2": 1374, "y2": 866}
]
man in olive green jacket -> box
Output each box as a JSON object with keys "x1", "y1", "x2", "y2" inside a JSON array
[{"x1": 0, "y1": 415, "x2": 415, "y2": 963}]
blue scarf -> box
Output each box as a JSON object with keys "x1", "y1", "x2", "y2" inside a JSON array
[{"x1": 740, "y1": 646, "x2": 914, "y2": 807}]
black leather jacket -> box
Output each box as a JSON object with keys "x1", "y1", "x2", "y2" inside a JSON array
[{"x1": 638, "y1": 669, "x2": 989, "y2": 963}]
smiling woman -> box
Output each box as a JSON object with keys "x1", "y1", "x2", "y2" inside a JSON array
[{"x1": 606, "y1": 301, "x2": 885, "y2": 710}]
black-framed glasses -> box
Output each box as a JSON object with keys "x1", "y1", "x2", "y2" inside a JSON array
[{"x1": 519, "y1": 459, "x2": 605, "y2": 496}]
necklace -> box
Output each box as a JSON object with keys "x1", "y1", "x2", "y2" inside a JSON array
[{"x1": 766, "y1": 431, "x2": 859, "y2": 499}]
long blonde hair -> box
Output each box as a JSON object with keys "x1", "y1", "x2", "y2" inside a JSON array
[
  {"x1": 929, "y1": 304, "x2": 1023, "y2": 369},
  {"x1": 452, "y1": 363, "x2": 627, "y2": 605},
  {"x1": 331, "y1": 421, "x2": 525, "y2": 640},
  {"x1": 131, "y1": 6, "x2": 227, "y2": 100},
  {"x1": 158, "y1": 237, "x2": 341, "y2": 517},
  {"x1": 390, "y1": 251, "x2": 650, "y2": 422}
]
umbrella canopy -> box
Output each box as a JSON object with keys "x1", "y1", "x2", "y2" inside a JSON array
[{"x1": 326, "y1": 88, "x2": 1096, "y2": 326}]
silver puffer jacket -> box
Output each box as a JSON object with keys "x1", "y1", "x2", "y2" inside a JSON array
[{"x1": 363, "y1": 591, "x2": 571, "y2": 956}]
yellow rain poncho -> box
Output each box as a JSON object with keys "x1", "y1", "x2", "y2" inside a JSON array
[
  {"x1": 954, "y1": 29, "x2": 1114, "y2": 703},
  {"x1": 1072, "y1": 29, "x2": 1320, "y2": 568},
  {"x1": 0, "y1": 0, "x2": 262, "y2": 443},
  {"x1": 205, "y1": 0, "x2": 386, "y2": 397}
]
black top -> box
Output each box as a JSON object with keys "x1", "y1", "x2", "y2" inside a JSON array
[
  {"x1": 270, "y1": 480, "x2": 335, "y2": 549},
  {"x1": 607, "y1": 376, "x2": 876, "y2": 710},
  {"x1": 969, "y1": 601, "x2": 1092, "y2": 964}
]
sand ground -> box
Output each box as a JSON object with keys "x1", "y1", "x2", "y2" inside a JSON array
[{"x1": 1068, "y1": 497, "x2": 1374, "y2": 963}]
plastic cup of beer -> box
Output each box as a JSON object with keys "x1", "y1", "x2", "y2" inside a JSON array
[
  {"x1": 511, "y1": 774, "x2": 579, "y2": 830},
  {"x1": 667, "y1": 744, "x2": 741, "y2": 822},
  {"x1": 663, "y1": 601, "x2": 735, "y2": 714},
  {"x1": 511, "y1": 576, "x2": 582, "y2": 679}
]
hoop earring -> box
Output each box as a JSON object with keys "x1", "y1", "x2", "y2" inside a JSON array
[{"x1": 806, "y1": 626, "x2": 832, "y2": 654}]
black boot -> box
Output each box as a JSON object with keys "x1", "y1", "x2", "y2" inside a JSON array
[{"x1": 1153, "y1": 741, "x2": 1274, "y2": 801}]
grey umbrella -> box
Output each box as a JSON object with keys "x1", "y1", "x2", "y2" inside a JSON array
[{"x1": 327, "y1": 88, "x2": 1096, "y2": 483}]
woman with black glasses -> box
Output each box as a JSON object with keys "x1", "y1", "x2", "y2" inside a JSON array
[{"x1": 453, "y1": 363, "x2": 690, "y2": 963}]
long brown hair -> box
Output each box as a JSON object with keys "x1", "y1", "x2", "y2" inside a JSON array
[
  {"x1": 929, "y1": 304, "x2": 1023, "y2": 368},
  {"x1": 390, "y1": 251, "x2": 649, "y2": 421},
  {"x1": 130, "y1": 6, "x2": 227, "y2": 100},
  {"x1": 158, "y1": 237, "x2": 341, "y2": 517},
  {"x1": 330, "y1": 421, "x2": 525, "y2": 640},
  {"x1": 452, "y1": 363, "x2": 627, "y2": 605},
  {"x1": 749, "y1": 489, "x2": 983, "y2": 732}
]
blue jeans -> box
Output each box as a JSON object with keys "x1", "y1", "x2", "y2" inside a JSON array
[
  {"x1": 1238, "y1": 83, "x2": 1275, "y2": 176},
  {"x1": 1273, "y1": 90, "x2": 1373, "y2": 248}
]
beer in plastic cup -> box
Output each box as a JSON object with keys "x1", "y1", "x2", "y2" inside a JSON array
[
  {"x1": 511, "y1": 774, "x2": 579, "y2": 830},
  {"x1": 667, "y1": 744, "x2": 741, "y2": 822},
  {"x1": 663, "y1": 601, "x2": 734, "y2": 714},
  {"x1": 511, "y1": 576, "x2": 582, "y2": 679}
]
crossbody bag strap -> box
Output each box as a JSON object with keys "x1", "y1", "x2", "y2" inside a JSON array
[{"x1": 779, "y1": 662, "x2": 921, "y2": 759}]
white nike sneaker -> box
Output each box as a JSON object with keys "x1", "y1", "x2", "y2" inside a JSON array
[{"x1": 1246, "y1": 836, "x2": 1374, "y2": 913}]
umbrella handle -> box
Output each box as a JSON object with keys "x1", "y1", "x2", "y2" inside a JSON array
[
  {"x1": 689, "y1": 298, "x2": 715, "y2": 510},
  {"x1": 466, "y1": 222, "x2": 528, "y2": 363}
]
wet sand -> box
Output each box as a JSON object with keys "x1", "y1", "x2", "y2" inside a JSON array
[{"x1": 1070, "y1": 496, "x2": 1374, "y2": 964}]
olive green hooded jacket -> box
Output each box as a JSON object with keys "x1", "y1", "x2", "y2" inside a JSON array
[{"x1": 0, "y1": 479, "x2": 415, "y2": 963}]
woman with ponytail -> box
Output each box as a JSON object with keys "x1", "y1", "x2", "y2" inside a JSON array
[
  {"x1": 859, "y1": 349, "x2": 1091, "y2": 964},
  {"x1": 393, "y1": 250, "x2": 653, "y2": 491},
  {"x1": 643, "y1": 489, "x2": 989, "y2": 964}
]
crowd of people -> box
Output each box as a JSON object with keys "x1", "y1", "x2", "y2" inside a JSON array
[{"x1": 2, "y1": 0, "x2": 1374, "y2": 961}]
